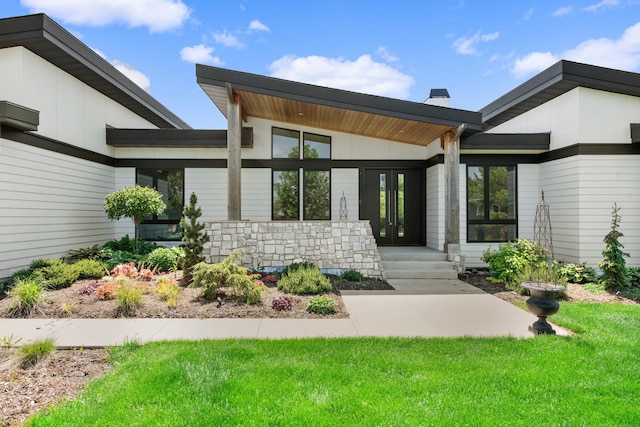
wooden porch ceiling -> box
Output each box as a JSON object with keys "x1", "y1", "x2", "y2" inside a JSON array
[{"x1": 197, "y1": 66, "x2": 482, "y2": 147}]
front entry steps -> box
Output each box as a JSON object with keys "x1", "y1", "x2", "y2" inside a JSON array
[{"x1": 377, "y1": 247, "x2": 481, "y2": 294}]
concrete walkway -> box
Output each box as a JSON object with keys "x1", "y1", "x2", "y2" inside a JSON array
[{"x1": 0, "y1": 280, "x2": 566, "y2": 347}]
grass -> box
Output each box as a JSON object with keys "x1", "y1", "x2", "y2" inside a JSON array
[
  {"x1": 27, "y1": 303, "x2": 640, "y2": 426},
  {"x1": 18, "y1": 337, "x2": 56, "y2": 369}
]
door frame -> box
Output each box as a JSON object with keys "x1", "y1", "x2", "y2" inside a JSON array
[{"x1": 359, "y1": 167, "x2": 426, "y2": 246}]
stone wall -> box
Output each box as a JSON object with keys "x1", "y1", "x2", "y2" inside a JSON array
[{"x1": 203, "y1": 221, "x2": 385, "y2": 280}]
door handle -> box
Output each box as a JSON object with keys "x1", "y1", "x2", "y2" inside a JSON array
[{"x1": 387, "y1": 190, "x2": 393, "y2": 226}]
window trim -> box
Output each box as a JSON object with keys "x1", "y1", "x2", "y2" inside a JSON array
[
  {"x1": 466, "y1": 164, "x2": 518, "y2": 243},
  {"x1": 136, "y1": 168, "x2": 185, "y2": 240}
]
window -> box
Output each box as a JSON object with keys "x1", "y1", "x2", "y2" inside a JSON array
[
  {"x1": 136, "y1": 169, "x2": 184, "y2": 240},
  {"x1": 467, "y1": 165, "x2": 516, "y2": 242},
  {"x1": 271, "y1": 127, "x2": 331, "y2": 220}
]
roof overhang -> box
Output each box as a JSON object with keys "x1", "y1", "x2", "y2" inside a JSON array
[
  {"x1": 481, "y1": 60, "x2": 640, "y2": 130},
  {"x1": 461, "y1": 132, "x2": 550, "y2": 153},
  {"x1": 107, "y1": 128, "x2": 253, "y2": 148},
  {"x1": 197, "y1": 65, "x2": 482, "y2": 146},
  {"x1": 631, "y1": 124, "x2": 640, "y2": 143},
  {"x1": 0, "y1": 14, "x2": 190, "y2": 129},
  {"x1": 0, "y1": 101, "x2": 39, "y2": 131}
]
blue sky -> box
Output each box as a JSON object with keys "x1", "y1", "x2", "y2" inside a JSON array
[{"x1": 3, "y1": 0, "x2": 640, "y2": 129}]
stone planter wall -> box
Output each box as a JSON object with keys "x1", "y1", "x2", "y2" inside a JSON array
[{"x1": 203, "y1": 220, "x2": 385, "y2": 280}]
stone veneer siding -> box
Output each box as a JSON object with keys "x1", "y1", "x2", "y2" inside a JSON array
[{"x1": 203, "y1": 221, "x2": 386, "y2": 280}]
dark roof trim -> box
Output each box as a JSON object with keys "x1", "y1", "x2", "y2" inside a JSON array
[
  {"x1": 107, "y1": 128, "x2": 253, "y2": 148},
  {"x1": 0, "y1": 14, "x2": 190, "y2": 129},
  {"x1": 196, "y1": 65, "x2": 482, "y2": 131},
  {"x1": 481, "y1": 60, "x2": 640, "y2": 130},
  {"x1": 0, "y1": 101, "x2": 39, "y2": 131},
  {"x1": 461, "y1": 133, "x2": 550, "y2": 151},
  {"x1": 0, "y1": 124, "x2": 114, "y2": 166},
  {"x1": 631, "y1": 124, "x2": 640, "y2": 143}
]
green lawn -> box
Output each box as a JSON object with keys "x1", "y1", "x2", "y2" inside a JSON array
[{"x1": 29, "y1": 303, "x2": 640, "y2": 426}]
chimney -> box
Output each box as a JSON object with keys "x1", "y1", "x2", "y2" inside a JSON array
[{"x1": 425, "y1": 89, "x2": 450, "y2": 108}]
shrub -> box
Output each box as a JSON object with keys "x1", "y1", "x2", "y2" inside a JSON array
[
  {"x1": 101, "y1": 249, "x2": 143, "y2": 270},
  {"x1": 111, "y1": 262, "x2": 138, "y2": 277},
  {"x1": 191, "y1": 262, "x2": 229, "y2": 300},
  {"x1": 65, "y1": 244, "x2": 104, "y2": 263},
  {"x1": 243, "y1": 281, "x2": 266, "y2": 305},
  {"x1": 180, "y1": 193, "x2": 210, "y2": 284},
  {"x1": 6, "y1": 279, "x2": 46, "y2": 317},
  {"x1": 6, "y1": 268, "x2": 34, "y2": 290},
  {"x1": 96, "y1": 283, "x2": 118, "y2": 300},
  {"x1": 558, "y1": 262, "x2": 598, "y2": 284},
  {"x1": 78, "y1": 280, "x2": 102, "y2": 295},
  {"x1": 277, "y1": 265, "x2": 332, "y2": 295},
  {"x1": 104, "y1": 186, "x2": 166, "y2": 253},
  {"x1": 146, "y1": 247, "x2": 180, "y2": 272},
  {"x1": 73, "y1": 259, "x2": 108, "y2": 280},
  {"x1": 155, "y1": 276, "x2": 180, "y2": 308},
  {"x1": 60, "y1": 301, "x2": 78, "y2": 316},
  {"x1": 307, "y1": 295, "x2": 336, "y2": 315},
  {"x1": 338, "y1": 269, "x2": 364, "y2": 283},
  {"x1": 272, "y1": 295, "x2": 293, "y2": 311},
  {"x1": 29, "y1": 258, "x2": 55, "y2": 270},
  {"x1": 598, "y1": 204, "x2": 631, "y2": 291},
  {"x1": 31, "y1": 260, "x2": 80, "y2": 290},
  {"x1": 481, "y1": 239, "x2": 544, "y2": 286},
  {"x1": 104, "y1": 235, "x2": 158, "y2": 255},
  {"x1": 18, "y1": 337, "x2": 56, "y2": 369},
  {"x1": 511, "y1": 259, "x2": 568, "y2": 295},
  {"x1": 628, "y1": 267, "x2": 640, "y2": 288},
  {"x1": 280, "y1": 261, "x2": 317, "y2": 278},
  {"x1": 115, "y1": 283, "x2": 144, "y2": 316},
  {"x1": 191, "y1": 250, "x2": 259, "y2": 302}
]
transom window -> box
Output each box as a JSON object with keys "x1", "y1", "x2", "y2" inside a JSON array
[
  {"x1": 467, "y1": 165, "x2": 517, "y2": 242},
  {"x1": 136, "y1": 168, "x2": 184, "y2": 241},
  {"x1": 272, "y1": 127, "x2": 331, "y2": 220}
]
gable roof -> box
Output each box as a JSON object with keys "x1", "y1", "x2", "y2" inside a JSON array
[
  {"x1": 481, "y1": 60, "x2": 640, "y2": 130},
  {"x1": 0, "y1": 14, "x2": 190, "y2": 129},
  {"x1": 197, "y1": 65, "x2": 481, "y2": 146}
]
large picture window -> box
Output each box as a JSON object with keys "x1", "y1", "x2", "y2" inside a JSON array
[
  {"x1": 271, "y1": 127, "x2": 331, "y2": 220},
  {"x1": 467, "y1": 165, "x2": 517, "y2": 242},
  {"x1": 136, "y1": 168, "x2": 184, "y2": 240}
]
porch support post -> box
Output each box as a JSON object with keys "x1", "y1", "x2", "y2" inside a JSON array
[
  {"x1": 443, "y1": 124, "x2": 466, "y2": 272},
  {"x1": 226, "y1": 83, "x2": 242, "y2": 220}
]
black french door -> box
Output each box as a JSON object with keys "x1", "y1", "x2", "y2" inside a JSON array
[{"x1": 361, "y1": 168, "x2": 424, "y2": 245}]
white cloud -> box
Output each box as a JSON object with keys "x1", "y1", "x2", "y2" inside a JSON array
[
  {"x1": 453, "y1": 31, "x2": 500, "y2": 55},
  {"x1": 523, "y1": 8, "x2": 534, "y2": 20},
  {"x1": 511, "y1": 22, "x2": 640, "y2": 78},
  {"x1": 20, "y1": 0, "x2": 191, "y2": 33},
  {"x1": 213, "y1": 30, "x2": 245, "y2": 48},
  {"x1": 511, "y1": 52, "x2": 559, "y2": 78},
  {"x1": 180, "y1": 44, "x2": 223, "y2": 65},
  {"x1": 268, "y1": 54, "x2": 415, "y2": 99},
  {"x1": 111, "y1": 60, "x2": 151, "y2": 91},
  {"x1": 249, "y1": 19, "x2": 269, "y2": 32},
  {"x1": 552, "y1": 5, "x2": 574, "y2": 16},
  {"x1": 584, "y1": 0, "x2": 619, "y2": 12},
  {"x1": 375, "y1": 46, "x2": 399, "y2": 63}
]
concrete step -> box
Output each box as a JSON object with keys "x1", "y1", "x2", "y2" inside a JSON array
[
  {"x1": 383, "y1": 261, "x2": 455, "y2": 271},
  {"x1": 384, "y1": 269, "x2": 458, "y2": 280},
  {"x1": 377, "y1": 248, "x2": 448, "y2": 262},
  {"x1": 386, "y1": 278, "x2": 485, "y2": 294}
]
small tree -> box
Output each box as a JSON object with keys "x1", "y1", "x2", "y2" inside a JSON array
[
  {"x1": 179, "y1": 192, "x2": 209, "y2": 284},
  {"x1": 598, "y1": 204, "x2": 630, "y2": 291},
  {"x1": 104, "y1": 185, "x2": 166, "y2": 254}
]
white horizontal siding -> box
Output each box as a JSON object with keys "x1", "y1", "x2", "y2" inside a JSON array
[
  {"x1": 0, "y1": 139, "x2": 117, "y2": 278},
  {"x1": 576, "y1": 155, "x2": 640, "y2": 267},
  {"x1": 517, "y1": 164, "x2": 540, "y2": 241},
  {"x1": 331, "y1": 168, "x2": 359, "y2": 220},
  {"x1": 242, "y1": 169, "x2": 271, "y2": 220},
  {"x1": 185, "y1": 168, "x2": 227, "y2": 221}
]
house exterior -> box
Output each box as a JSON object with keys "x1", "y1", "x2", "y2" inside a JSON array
[{"x1": 1, "y1": 13, "x2": 638, "y2": 280}]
